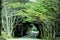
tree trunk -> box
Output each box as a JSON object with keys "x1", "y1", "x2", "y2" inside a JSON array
[
  {"x1": 0, "y1": 0, "x2": 1, "y2": 36},
  {"x1": 0, "y1": 11, "x2": 1, "y2": 35}
]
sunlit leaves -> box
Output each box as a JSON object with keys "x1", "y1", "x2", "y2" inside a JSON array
[
  {"x1": 6, "y1": 2, "x2": 22, "y2": 9},
  {"x1": 2, "y1": 0, "x2": 58, "y2": 27}
]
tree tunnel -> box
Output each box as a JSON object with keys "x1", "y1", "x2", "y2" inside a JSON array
[{"x1": 13, "y1": 16, "x2": 43, "y2": 38}]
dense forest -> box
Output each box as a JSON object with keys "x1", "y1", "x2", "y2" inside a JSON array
[{"x1": 0, "y1": 0, "x2": 60, "y2": 40}]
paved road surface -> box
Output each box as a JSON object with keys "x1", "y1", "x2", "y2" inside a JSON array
[{"x1": 7, "y1": 38, "x2": 43, "y2": 40}]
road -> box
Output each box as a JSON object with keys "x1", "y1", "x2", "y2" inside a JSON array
[{"x1": 7, "y1": 31, "x2": 46, "y2": 40}]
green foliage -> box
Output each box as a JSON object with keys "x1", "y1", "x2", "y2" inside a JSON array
[{"x1": 2, "y1": 0, "x2": 59, "y2": 39}]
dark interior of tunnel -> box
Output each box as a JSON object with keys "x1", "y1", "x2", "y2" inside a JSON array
[
  {"x1": 12, "y1": 16, "x2": 43, "y2": 38},
  {"x1": 13, "y1": 21, "x2": 32, "y2": 38}
]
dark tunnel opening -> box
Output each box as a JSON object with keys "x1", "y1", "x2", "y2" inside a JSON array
[
  {"x1": 13, "y1": 23, "x2": 43, "y2": 38},
  {"x1": 13, "y1": 22, "x2": 32, "y2": 38},
  {"x1": 12, "y1": 16, "x2": 43, "y2": 38}
]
